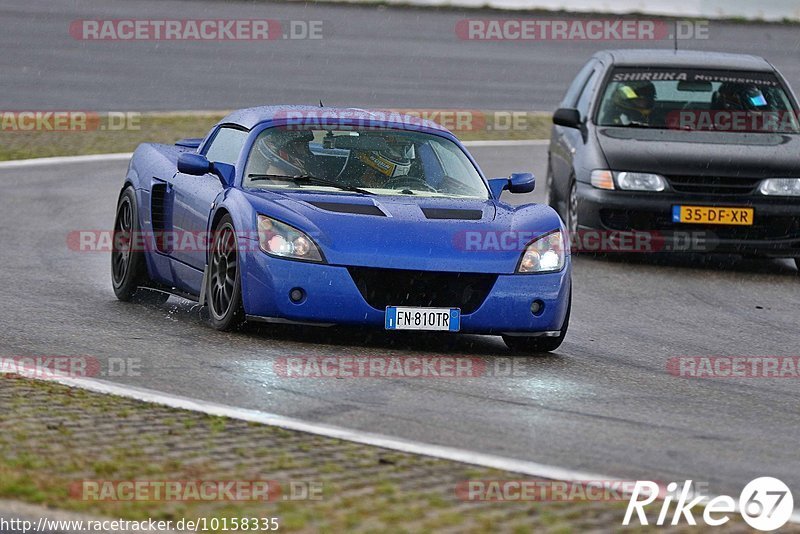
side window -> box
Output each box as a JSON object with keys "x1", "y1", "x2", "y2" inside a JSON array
[
  {"x1": 561, "y1": 60, "x2": 597, "y2": 108},
  {"x1": 204, "y1": 127, "x2": 248, "y2": 165},
  {"x1": 576, "y1": 69, "x2": 600, "y2": 119}
]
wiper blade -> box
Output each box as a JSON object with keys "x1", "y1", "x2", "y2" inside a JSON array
[
  {"x1": 621, "y1": 121, "x2": 652, "y2": 128},
  {"x1": 247, "y1": 174, "x2": 373, "y2": 195}
]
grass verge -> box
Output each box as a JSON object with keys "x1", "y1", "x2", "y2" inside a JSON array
[
  {"x1": 0, "y1": 376, "x2": 741, "y2": 533},
  {"x1": 0, "y1": 111, "x2": 551, "y2": 162}
]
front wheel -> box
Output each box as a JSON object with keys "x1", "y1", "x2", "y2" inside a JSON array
[
  {"x1": 502, "y1": 295, "x2": 571, "y2": 354},
  {"x1": 566, "y1": 179, "x2": 578, "y2": 235},
  {"x1": 206, "y1": 215, "x2": 246, "y2": 331}
]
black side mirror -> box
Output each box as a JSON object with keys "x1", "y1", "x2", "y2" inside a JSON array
[
  {"x1": 177, "y1": 153, "x2": 212, "y2": 176},
  {"x1": 177, "y1": 153, "x2": 235, "y2": 187},
  {"x1": 552, "y1": 108, "x2": 582, "y2": 129}
]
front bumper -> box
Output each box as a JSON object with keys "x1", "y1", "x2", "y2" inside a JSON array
[
  {"x1": 239, "y1": 250, "x2": 571, "y2": 334},
  {"x1": 577, "y1": 183, "x2": 800, "y2": 257}
]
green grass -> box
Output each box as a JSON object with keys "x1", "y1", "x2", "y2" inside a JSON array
[
  {"x1": 0, "y1": 110, "x2": 551, "y2": 162},
  {"x1": 0, "y1": 377, "x2": 664, "y2": 533}
]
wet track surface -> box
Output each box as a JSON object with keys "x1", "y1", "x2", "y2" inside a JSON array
[
  {"x1": 2, "y1": 0, "x2": 800, "y2": 507},
  {"x1": 1, "y1": 147, "x2": 799, "y2": 502}
]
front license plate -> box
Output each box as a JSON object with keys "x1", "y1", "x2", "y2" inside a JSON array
[
  {"x1": 672, "y1": 205, "x2": 754, "y2": 226},
  {"x1": 385, "y1": 307, "x2": 460, "y2": 332}
]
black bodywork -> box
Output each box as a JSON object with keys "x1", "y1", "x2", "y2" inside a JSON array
[{"x1": 547, "y1": 49, "x2": 800, "y2": 258}]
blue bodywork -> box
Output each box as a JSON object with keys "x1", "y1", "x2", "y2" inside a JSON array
[{"x1": 122, "y1": 106, "x2": 571, "y2": 334}]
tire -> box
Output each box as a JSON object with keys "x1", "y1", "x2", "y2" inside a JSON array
[
  {"x1": 544, "y1": 165, "x2": 555, "y2": 208},
  {"x1": 502, "y1": 293, "x2": 571, "y2": 354},
  {"x1": 206, "y1": 214, "x2": 246, "y2": 331},
  {"x1": 566, "y1": 178, "x2": 579, "y2": 236},
  {"x1": 111, "y1": 187, "x2": 168, "y2": 304}
]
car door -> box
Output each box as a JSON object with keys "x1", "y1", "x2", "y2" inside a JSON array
[
  {"x1": 170, "y1": 125, "x2": 248, "y2": 274},
  {"x1": 549, "y1": 60, "x2": 602, "y2": 217}
]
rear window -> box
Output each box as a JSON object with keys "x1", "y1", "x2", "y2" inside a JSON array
[{"x1": 595, "y1": 68, "x2": 799, "y2": 133}]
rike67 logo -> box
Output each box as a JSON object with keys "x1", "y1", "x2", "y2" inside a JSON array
[{"x1": 624, "y1": 477, "x2": 794, "y2": 530}]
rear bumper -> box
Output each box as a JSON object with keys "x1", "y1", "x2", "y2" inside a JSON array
[
  {"x1": 576, "y1": 183, "x2": 800, "y2": 257},
  {"x1": 240, "y1": 251, "x2": 571, "y2": 334}
]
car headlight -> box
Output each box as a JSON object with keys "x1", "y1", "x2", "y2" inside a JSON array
[
  {"x1": 517, "y1": 230, "x2": 566, "y2": 274},
  {"x1": 759, "y1": 178, "x2": 800, "y2": 196},
  {"x1": 615, "y1": 171, "x2": 666, "y2": 192},
  {"x1": 590, "y1": 170, "x2": 666, "y2": 192},
  {"x1": 257, "y1": 215, "x2": 324, "y2": 262}
]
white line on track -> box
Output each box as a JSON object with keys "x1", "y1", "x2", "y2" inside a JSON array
[
  {"x1": 0, "y1": 153, "x2": 133, "y2": 169},
  {"x1": 0, "y1": 139, "x2": 549, "y2": 170}
]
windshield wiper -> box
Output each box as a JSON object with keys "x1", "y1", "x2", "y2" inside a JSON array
[
  {"x1": 621, "y1": 121, "x2": 652, "y2": 128},
  {"x1": 247, "y1": 174, "x2": 373, "y2": 195}
]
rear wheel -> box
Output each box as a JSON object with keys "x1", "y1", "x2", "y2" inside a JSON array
[
  {"x1": 206, "y1": 215, "x2": 245, "y2": 331},
  {"x1": 111, "y1": 187, "x2": 169, "y2": 304},
  {"x1": 502, "y1": 294, "x2": 571, "y2": 354}
]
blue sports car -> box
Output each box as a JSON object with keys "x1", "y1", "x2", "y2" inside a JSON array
[{"x1": 112, "y1": 106, "x2": 571, "y2": 352}]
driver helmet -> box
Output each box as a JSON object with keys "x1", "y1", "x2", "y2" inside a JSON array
[
  {"x1": 354, "y1": 143, "x2": 412, "y2": 178},
  {"x1": 612, "y1": 81, "x2": 656, "y2": 117},
  {"x1": 716, "y1": 83, "x2": 770, "y2": 112},
  {"x1": 263, "y1": 129, "x2": 314, "y2": 172},
  {"x1": 716, "y1": 83, "x2": 746, "y2": 111}
]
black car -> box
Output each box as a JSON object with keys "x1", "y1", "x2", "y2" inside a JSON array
[{"x1": 546, "y1": 49, "x2": 800, "y2": 267}]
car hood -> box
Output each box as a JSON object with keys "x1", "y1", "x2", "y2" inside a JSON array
[
  {"x1": 596, "y1": 127, "x2": 800, "y2": 178},
  {"x1": 243, "y1": 189, "x2": 563, "y2": 273}
]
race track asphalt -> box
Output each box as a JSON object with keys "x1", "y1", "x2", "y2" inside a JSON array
[
  {"x1": 2, "y1": 0, "x2": 799, "y2": 111},
  {"x1": 1, "y1": 146, "x2": 799, "y2": 503}
]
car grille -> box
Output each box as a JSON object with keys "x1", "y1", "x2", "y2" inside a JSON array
[
  {"x1": 666, "y1": 176, "x2": 761, "y2": 196},
  {"x1": 347, "y1": 267, "x2": 497, "y2": 314}
]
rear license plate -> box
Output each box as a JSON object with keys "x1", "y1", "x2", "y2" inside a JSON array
[
  {"x1": 672, "y1": 205, "x2": 753, "y2": 226},
  {"x1": 385, "y1": 307, "x2": 460, "y2": 331}
]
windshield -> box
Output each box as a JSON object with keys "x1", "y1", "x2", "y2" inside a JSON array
[
  {"x1": 243, "y1": 126, "x2": 490, "y2": 198},
  {"x1": 595, "y1": 68, "x2": 800, "y2": 133}
]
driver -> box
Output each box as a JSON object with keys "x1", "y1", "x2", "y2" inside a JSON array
[
  {"x1": 607, "y1": 81, "x2": 657, "y2": 125},
  {"x1": 254, "y1": 129, "x2": 318, "y2": 176},
  {"x1": 351, "y1": 144, "x2": 413, "y2": 188},
  {"x1": 714, "y1": 83, "x2": 747, "y2": 111},
  {"x1": 715, "y1": 83, "x2": 768, "y2": 112}
]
